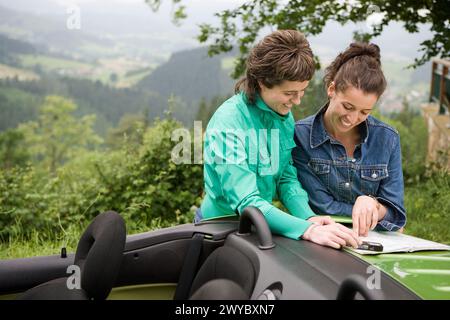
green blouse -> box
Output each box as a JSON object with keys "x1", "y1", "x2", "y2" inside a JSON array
[{"x1": 200, "y1": 92, "x2": 316, "y2": 239}]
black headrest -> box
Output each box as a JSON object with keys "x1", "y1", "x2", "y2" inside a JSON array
[
  {"x1": 189, "y1": 246, "x2": 255, "y2": 298},
  {"x1": 190, "y1": 278, "x2": 248, "y2": 300},
  {"x1": 75, "y1": 211, "x2": 126, "y2": 300}
]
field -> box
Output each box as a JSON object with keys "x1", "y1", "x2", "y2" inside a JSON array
[
  {"x1": 0, "y1": 63, "x2": 39, "y2": 81},
  {"x1": 17, "y1": 54, "x2": 152, "y2": 88},
  {"x1": 19, "y1": 54, "x2": 93, "y2": 73}
]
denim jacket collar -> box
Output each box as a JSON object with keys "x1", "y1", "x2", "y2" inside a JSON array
[{"x1": 310, "y1": 102, "x2": 369, "y2": 149}]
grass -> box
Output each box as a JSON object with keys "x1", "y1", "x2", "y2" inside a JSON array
[
  {"x1": 403, "y1": 172, "x2": 450, "y2": 244},
  {"x1": 19, "y1": 54, "x2": 92, "y2": 72},
  {"x1": 0, "y1": 26, "x2": 31, "y2": 38},
  {"x1": 0, "y1": 211, "x2": 194, "y2": 260},
  {"x1": 116, "y1": 68, "x2": 152, "y2": 88},
  {"x1": 0, "y1": 63, "x2": 39, "y2": 81},
  {"x1": 16, "y1": 54, "x2": 152, "y2": 88},
  {"x1": 95, "y1": 58, "x2": 152, "y2": 87},
  {"x1": 0, "y1": 226, "x2": 81, "y2": 260},
  {"x1": 78, "y1": 43, "x2": 117, "y2": 57}
]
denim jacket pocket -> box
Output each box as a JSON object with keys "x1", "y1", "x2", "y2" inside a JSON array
[
  {"x1": 308, "y1": 158, "x2": 331, "y2": 188},
  {"x1": 360, "y1": 165, "x2": 388, "y2": 195}
]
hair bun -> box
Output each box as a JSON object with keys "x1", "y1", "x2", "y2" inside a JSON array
[
  {"x1": 347, "y1": 42, "x2": 381, "y2": 63},
  {"x1": 323, "y1": 41, "x2": 386, "y2": 97}
]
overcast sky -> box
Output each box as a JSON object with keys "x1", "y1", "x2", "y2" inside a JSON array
[{"x1": 0, "y1": 0, "x2": 433, "y2": 63}]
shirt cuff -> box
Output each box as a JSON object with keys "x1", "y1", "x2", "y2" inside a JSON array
[
  {"x1": 264, "y1": 206, "x2": 314, "y2": 240},
  {"x1": 282, "y1": 194, "x2": 316, "y2": 220},
  {"x1": 376, "y1": 199, "x2": 406, "y2": 231}
]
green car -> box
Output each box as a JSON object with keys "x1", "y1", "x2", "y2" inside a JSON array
[{"x1": 0, "y1": 208, "x2": 449, "y2": 300}]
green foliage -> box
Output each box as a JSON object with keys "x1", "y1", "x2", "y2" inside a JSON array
[
  {"x1": 0, "y1": 105, "x2": 202, "y2": 243},
  {"x1": 109, "y1": 73, "x2": 118, "y2": 83},
  {"x1": 0, "y1": 224, "x2": 81, "y2": 260},
  {"x1": 404, "y1": 171, "x2": 450, "y2": 244},
  {"x1": 195, "y1": 96, "x2": 228, "y2": 125},
  {"x1": 0, "y1": 34, "x2": 36, "y2": 66},
  {"x1": 0, "y1": 166, "x2": 46, "y2": 239},
  {"x1": 377, "y1": 102, "x2": 428, "y2": 184},
  {"x1": 150, "y1": 0, "x2": 450, "y2": 77},
  {"x1": 0, "y1": 207, "x2": 185, "y2": 259},
  {"x1": 137, "y1": 47, "x2": 235, "y2": 126},
  {"x1": 291, "y1": 76, "x2": 327, "y2": 121},
  {"x1": 0, "y1": 129, "x2": 29, "y2": 169},
  {"x1": 18, "y1": 96, "x2": 103, "y2": 173},
  {"x1": 0, "y1": 76, "x2": 167, "y2": 135},
  {"x1": 372, "y1": 102, "x2": 449, "y2": 243},
  {"x1": 146, "y1": 0, "x2": 186, "y2": 25},
  {"x1": 106, "y1": 112, "x2": 148, "y2": 149},
  {"x1": 0, "y1": 84, "x2": 41, "y2": 131},
  {"x1": 71, "y1": 117, "x2": 203, "y2": 230},
  {"x1": 1, "y1": 46, "x2": 235, "y2": 134}
]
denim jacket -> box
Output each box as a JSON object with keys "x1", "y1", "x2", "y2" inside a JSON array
[{"x1": 292, "y1": 104, "x2": 406, "y2": 231}]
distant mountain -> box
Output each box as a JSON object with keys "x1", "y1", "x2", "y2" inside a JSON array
[
  {"x1": 0, "y1": 34, "x2": 35, "y2": 55},
  {"x1": 137, "y1": 47, "x2": 235, "y2": 106},
  {"x1": 0, "y1": 75, "x2": 167, "y2": 135},
  {"x1": 0, "y1": 34, "x2": 36, "y2": 66},
  {"x1": 0, "y1": 4, "x2": 113, "y2": 61},
  {"x1": 0, "y1": 2, "x2": 198, "y2": 64}
]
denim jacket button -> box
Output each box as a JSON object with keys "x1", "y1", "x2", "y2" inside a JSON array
[
  {"x1": 371, "y1": 173, "x2": 378, "y2": 179},
  {"x1": 345, "y1": 182, "x2": 350, "y2": 188},
  {"x1": 351, "y1": 158, "x2": 356, "y2": 163}
]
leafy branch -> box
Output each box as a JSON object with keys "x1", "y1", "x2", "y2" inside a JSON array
[{"x1": 147, "y1": 0, "x2": 450, "y2": 77}]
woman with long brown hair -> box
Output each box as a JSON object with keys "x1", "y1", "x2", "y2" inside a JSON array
[{"x1": 293, "y1": 42, "x2": 406, "y2": 238}]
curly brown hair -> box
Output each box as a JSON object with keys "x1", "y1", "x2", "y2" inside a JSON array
[
  {"x1": 235, "y1": 30, "x2": 315, "y2": 104},
  {"x1": 324, "y1": 42, "x2": 386, "y2": 97}
]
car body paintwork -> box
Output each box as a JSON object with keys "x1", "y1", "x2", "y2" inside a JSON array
[{"x1": 329, "y1": 215, "x2": 450, "y2": 300}]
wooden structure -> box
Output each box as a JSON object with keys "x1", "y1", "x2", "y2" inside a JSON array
[{"x1": 423, "y1": 59, "x2": 450, "y2": 168}]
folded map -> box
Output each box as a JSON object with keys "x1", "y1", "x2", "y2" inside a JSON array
[{"x1": 347, "y1": 231, "x2": 450, "y2": 255}]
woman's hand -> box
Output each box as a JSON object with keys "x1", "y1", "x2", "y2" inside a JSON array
[
  {"x1": 308, "y1": 215, "x2": 335, "y2": 225},
  {"x1": 352, "y1": 195, "x2": 386, "y2": 236},
  {"x1": 302, "y1": 223, "x2": 361, "y2": 249}
]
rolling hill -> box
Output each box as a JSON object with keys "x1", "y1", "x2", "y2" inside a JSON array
[{"x1": 137, "y1": 46, "x2": 235, "y2": 104}]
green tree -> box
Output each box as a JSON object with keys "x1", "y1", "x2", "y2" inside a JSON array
[
  {"x1": 291, "y1": 76, "x2": 328, "y2": 121},
  {"x1": 376, "y1": 101, "x2": 428, "y2": 184},
  {"x1": 110, "y1": 73, "x2": 118, "y2": 83},
  {"x1": 106, "y1": 112, "x2": 148, "y2": 149},
  {"x1": 195, "y1": 96, "x2": 227, "y2": 125},
  {"x1": 148, "y1": 0, "x2": 450, "y2": 77},
  {"x1": 0, "y1": 129, "x2": 29, "y2": 169},
  {"x1": 18, "y1": 96, "x2": 103, "y2": 173}
]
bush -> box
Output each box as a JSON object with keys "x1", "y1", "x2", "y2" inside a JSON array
[
  {"x1": 376, "y1": 105, "x2": 428, "y2": 184},
  {"x1": 0, "y1": 166, "x2": 50, "y2": 239},
  {"x1": 0, "y1": 117, "x2": 203, "y2": 241},
  {"x1": 404, "y1": 170, "x2": 450, "y2": 244}
]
